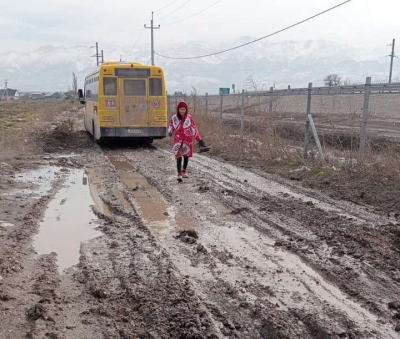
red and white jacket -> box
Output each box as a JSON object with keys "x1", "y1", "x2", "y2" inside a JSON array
[{"x1": 168, "y1": 114, "x2": 201, "y2": 158}]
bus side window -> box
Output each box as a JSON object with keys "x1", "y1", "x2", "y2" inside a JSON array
[
  {"x1": 150, "y1": 78, "x2": 162, "y2": 96},
  {"x1": 104, "y1": 78, "x2": 117, "y2": 96}
]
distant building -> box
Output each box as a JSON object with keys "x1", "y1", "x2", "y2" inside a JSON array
[
  {"x1": 64, "y1": 90, "x2": 76, "y2": 96},
  {"x1": 0, "y1": 88, "x2": 20, "y2": 101},
  {"x1": 30, "y1": 93, "x2": 46, "y2": 100},
  {"x1": 45, "y1": 92, "x2": 63, "y2": 100}
]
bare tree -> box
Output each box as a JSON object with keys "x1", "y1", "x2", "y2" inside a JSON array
[
  {"x1": 244, "y1": 76, "x2": 265, "y2": 92},
  {"x1": 72, "y1": 73, "x2": 78, "y2": 94},
  {"x1": 324, "y1": 74, "x2": 342, "y2": 87},
  {"x1": 343, "y1": 79, "x2": 352, "y2": 86}
]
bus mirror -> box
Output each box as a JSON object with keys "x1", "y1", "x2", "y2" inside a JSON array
[{"x1": 78, "y1": 89, "x2": 85, "y2": 104}]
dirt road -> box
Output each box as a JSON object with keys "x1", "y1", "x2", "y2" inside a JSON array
[{"x1": 1, "y1": 107, "x2": 400, "y2": 338}]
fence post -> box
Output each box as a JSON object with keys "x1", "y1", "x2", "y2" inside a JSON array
[
  {"x1": 219, "y1": 93, "x2": 224, "y2": 128},
  {"x1": 240, "y1": 90, "x2": 245, "y2": 138},
  {"x1": 308, "y1": 114, "x2": 325, "y2": 163},
  {"x1": 205, "y1": 92, "x2": 208, "y2": 116},
  {"x1": 269, "y1": 87, "x2": 273, "y2": 114},
  {"x1": 303, "y1": 83, "x2": 312, "y2": 159},
  {"x1": 303, "y1": 82, "x2": 325, "y2": 163},
  {"x1": 359, "y1": 77, "x2": 372, "y2": 156},
  {"x1": 174, "y1": 94, "x2": 178, "y2": 114}
]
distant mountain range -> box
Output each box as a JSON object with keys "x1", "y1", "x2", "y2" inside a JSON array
[{"x1": 0, "y1": 39, "x2": 396, "y2": 94}]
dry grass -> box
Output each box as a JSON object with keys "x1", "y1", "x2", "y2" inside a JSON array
[
  {"x1": 194, "y1": 114, "x2": 302, "y2": 165},
  {"x1": 188, "y1": 108, "x2": 400, "y2": 212},
  {"x1": 0, "y1": 100, "x2": 79, "y2": 161}
]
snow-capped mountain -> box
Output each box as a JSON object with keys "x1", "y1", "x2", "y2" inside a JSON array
[{"x1": 0, "y1": 39, "x2": 395, "y2": 94}]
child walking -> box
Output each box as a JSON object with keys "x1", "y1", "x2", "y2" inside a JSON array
[{"x1": 168, "y1": 101, "x2": 210, "y2": 182}]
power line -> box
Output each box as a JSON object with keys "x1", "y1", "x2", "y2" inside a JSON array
[
  {"x1": 132, "y1": 29, "x2": 145, "y2": 50},
  {"x1": 158, "y1": 0, "x2": 193, "y2": 22},
  {"x1": 155, "y1": 0, "x2": 352, "y2": 60},
  {"x1": 154, "y1": 0, "x2": 181, "y2": 12},
  {"x1": 162, "y1": 0, "x2": 223, "y2": 26},
  {"x1": 168, "y1": 66, "x2": 269, "y2": 73}
]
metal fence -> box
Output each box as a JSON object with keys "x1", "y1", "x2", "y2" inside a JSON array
[{"x1": 168, "y1": 78, "x2": 400, "y2": 160}]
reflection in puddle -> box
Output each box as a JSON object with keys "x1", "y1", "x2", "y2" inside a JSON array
[
  {"x1": 0, "y1": 221, "x2": 14, "y2": 227},
  {"x1": 34, "y1": 170, "x2": 102, "y2": 274}
]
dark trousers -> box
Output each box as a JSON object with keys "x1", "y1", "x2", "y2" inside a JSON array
[{"x1": 177, "y1": 157, "x2": 189, "y2": 174}]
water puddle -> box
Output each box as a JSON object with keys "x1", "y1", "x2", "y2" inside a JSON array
[
  {"x1": 108, "y1": 157, "x2": 168, "y2": 232},
  {"x1": 34, "y1": 170, "x2": 103, "y2": 274},
  {"x1": 12, "y1": 166, "x2": 62, "y2": 198},
  {"x1": 113, "y1": 187, "x2": 132, "y2": 211},
  {"x1": 0, "y1": 221, "x2": 14, "y2": 227}
]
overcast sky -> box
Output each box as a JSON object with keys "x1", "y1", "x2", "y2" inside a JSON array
[{"x1": 0, "y1": 0, "x2": 399, "y2": 54}]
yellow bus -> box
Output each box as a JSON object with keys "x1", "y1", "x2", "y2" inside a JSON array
[{"x1": 78, "y1": 62, "x2": 167, "y2": 143}]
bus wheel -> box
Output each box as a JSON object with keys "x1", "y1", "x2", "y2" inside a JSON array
[{"x1": 92, "y1": 121, "x2": 102, "y2": 144}]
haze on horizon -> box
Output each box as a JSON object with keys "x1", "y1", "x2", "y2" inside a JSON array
[{"x1": 0, "y1": 0, "x2": 398, "y2": 56}]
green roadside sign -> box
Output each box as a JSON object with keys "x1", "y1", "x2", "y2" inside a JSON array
[{"x1": 219, "y1": 88, "x2": 230, "y2": 95}]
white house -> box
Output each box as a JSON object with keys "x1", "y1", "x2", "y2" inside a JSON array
[{"x1": 0, "y1": 89, "x2": 20, "y2": 101}]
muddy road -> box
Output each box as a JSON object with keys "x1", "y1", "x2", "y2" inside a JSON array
[{"x1": 1, "y1": 107, "x2": 400, "y2": 338}]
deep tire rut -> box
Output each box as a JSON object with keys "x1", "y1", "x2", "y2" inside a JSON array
[{"x1": 100, "y1": 144, "x2": 400, "y2": 338}]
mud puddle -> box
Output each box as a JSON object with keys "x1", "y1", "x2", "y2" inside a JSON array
[
  {"x1": 108, "y1": 156, "x2": 169, "y2": 233},
  {"x1": 86, "y1": 168, "x2": 111, "y2": 216},
  {"x1": 8, "y1": 166, "x2": 62, "y2": 198},
  {"x1": 0, "y1": 221, "x2": 14, "y2": 227},
  {"x1": 34, "y1": 169, "x2": 103, "y2": 273}
]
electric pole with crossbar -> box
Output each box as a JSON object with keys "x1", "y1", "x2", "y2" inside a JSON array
[
  {"x1": 91, "y1": 42, "x2": 101, "y2": 66},
  {"x1": 144, "y1": 12, "x2": 160, "y2": 66}
]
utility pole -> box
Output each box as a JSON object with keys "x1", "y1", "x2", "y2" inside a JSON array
[
  {"x1": 91, "y1": 42, "x2": 101, "y2": 66},
  {"x1": 101, "y1": 50, "x2": 104, "y2": 64},
  {"x1": 144, "y1": 12, "x2": 160, "y2": 66},
  {"x1": 388, "y1": 39, "x2": 397, "y2": 83},
  {"x1": 1, "y1": 79, "x2": 8, "y2": 101},
  {"x1": 95, "y1": 42, "x2": 99, "y2": 66}
]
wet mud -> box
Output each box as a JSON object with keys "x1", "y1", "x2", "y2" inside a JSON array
[
  {"x1": 34, "y1": 170, "x2": 103, "y2": 273},
  {"x1": 1, "y1": 106, "x2": 400, "y2": 338}
]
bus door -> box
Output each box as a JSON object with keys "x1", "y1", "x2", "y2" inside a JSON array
[{"x1": 118, "y1": 78, "x2": 149, "y2": 128}]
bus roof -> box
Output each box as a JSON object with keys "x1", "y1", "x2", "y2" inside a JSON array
[{"x1": 85, "y1": 62, "x2": 162, "y2": 78}]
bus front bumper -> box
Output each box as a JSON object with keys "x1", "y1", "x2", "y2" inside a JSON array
[{"x1": 100, "y1": 127, "x2": 167, "y2": 139}]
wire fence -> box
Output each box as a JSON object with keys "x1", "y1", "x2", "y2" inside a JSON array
[{"x1": 168, "y1": 79, "x2": 400, "y2": 161}]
